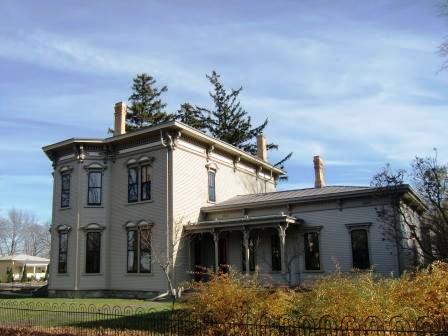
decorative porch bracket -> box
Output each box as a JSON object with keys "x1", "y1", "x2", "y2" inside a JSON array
[{"x1": 278, "y1": 224, "x2": 287, "y2": 274}]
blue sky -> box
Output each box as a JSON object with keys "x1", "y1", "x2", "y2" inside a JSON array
[{"x1": 1, "y1": 0, "x2": 447, "y2": 222}]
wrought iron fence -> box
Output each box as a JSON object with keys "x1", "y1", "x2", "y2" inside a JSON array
[{"x1": 0, "y1": 300, "x2": 446, "y2": 335}]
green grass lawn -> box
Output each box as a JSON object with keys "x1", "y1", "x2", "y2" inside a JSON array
[{"x1": 0, "y1": 297, "x2": 181, "y2": 332}]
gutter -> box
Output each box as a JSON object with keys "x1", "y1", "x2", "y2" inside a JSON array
[{"x1": 201, "y1": 185, "x2": 427, "y2": 213}]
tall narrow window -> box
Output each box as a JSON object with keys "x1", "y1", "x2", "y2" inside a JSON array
[
  {"x1": 58, "y1": 232, "x2": 68, "y2": 273},
  {"x1": 351, "y1": 229, "x2": 370, "y2": 269},
  {"x1": 128, "y1": 167, "x2": 138, "y2": 203},
  {"x1": 271, "y1": 235, "x2": 281, "y2": 271},
  {"x1": 87, "y1": 171, "x2": 102, "y2": 205},
  {"x1": 61, "y1": 173, "x2": 70, "y2": 208},
  {"x1": 208, "y1": 171, "x2": 216, "y2": 202},
  {"x1": 127, "y1": 230, "x2": 138, "y2": 273},
  {"x1": 139, "y1": 228, "x2": 151, "y2": 273},
  {"x1": 304, "y1": 232, "x2": 320, "y2": 270},
  {"x1": 86, "y1": 232, "x2": 101, "y2": 273},
  {"x1": 141, "y1": 165, "x2": 151, "y2": 201}
]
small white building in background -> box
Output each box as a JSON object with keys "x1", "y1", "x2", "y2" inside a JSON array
[
  {"x1": 0, "y1": 255, "x2": 49, "y2": 282},
  {"x1": 42, "y1": 102, "x2": 426, "y2": 298}
]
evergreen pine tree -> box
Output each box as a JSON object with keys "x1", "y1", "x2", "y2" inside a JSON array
[
  {"x1": 6, "y1": 267, "x2": 13, "y2": 283},
  {"x1": 126, "y1": 73, "x2": 174, "y2": 131},
  {"x1": 176, "y1": 103, "x2": 208, "y2": 132},
  {"x1": 21, "y1": 265, "x2": 27, "y2": 283},
  {"x1": 197, "y1": 71, "x2": 292, "y2": 168}
]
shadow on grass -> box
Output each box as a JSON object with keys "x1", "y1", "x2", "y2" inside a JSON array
[{"x1": 68, "y1": 309, "x2": 199, "y2": 334}]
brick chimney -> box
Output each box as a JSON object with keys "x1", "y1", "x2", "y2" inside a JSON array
[
  {"x1": 114, "y1": 101, "x2": 127, "y2": 136},
  {"x1": 313, "y1": 155, "x2": 325, "y2": 188},
  {"x1": 256, "y1": 134, "x2": 267, "y2": 161}
]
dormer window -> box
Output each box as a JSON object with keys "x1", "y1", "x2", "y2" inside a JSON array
[{"x1": 88, "y1": 171, "x2": 102, "y2": 205}]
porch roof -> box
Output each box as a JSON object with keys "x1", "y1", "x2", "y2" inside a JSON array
[{"x1": 184, "y1": 214, "x2": 301, "y2": 232}]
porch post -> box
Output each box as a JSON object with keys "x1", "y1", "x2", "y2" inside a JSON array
[
  {"x1": 243, "y1": 229, "x2": 250, "y2": 276},
  {"x1": 278, "y1": 225, "x2": 287, "y2": 274},
  {"x1": 33, "y1": 266, "x2": 36, "y2": 278},
  {"x1": 213, "y1": 231, "x2": 219, "y2": 273}
]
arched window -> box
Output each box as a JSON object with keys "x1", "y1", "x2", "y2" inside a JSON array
[{"x1": 125, "y1": 221, "x2": 153, "y2": 273}]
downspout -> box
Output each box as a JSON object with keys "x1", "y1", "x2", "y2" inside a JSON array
[
  {"x1": 104, "y1": 153, "x2": 112, "y2": 291},
  {"x1": 48, "y1": 165, "x2": 57, "y2": 290},
  {"x1": 74, "y1": 149, "x2": 83, "y2": 291},
  {"x1": 161, "y1": 131, "x2": 173, "y2": 292}
]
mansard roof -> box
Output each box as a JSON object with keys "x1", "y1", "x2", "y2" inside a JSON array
[
  {"x1": 202, "y1": 184, "x2": 426, "y2": 212},
  {"x1": 42, "y1": 121, "x2": 285, "y2": 177}
]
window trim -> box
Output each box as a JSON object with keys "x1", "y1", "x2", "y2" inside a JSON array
[
  {"x1": 87, "y1": 170, "x2": 103, "y2": 206},
  {"x1": 208, "y1": 170, "x2": 216, "y2": 203},
  {"x1": 60, "y1": 172, "x2": 71, "y2": 209},
  {"x1": 124, "y1": 221, "x2": 153, "y2": 274},
  {"x1": 85, "y1": 231, "x2": 102, "y2": 274},
  {"x1": 140, "y1": 165, "x2": 152, "y2": 202},
  {"x1": 56, "y1": 225, "x2": 71, "y2": 274},
  {"x1": 346, "y1": 223, "x2": 372, "y2": 270},
  {"x1": 127, "y1": 229, "x2": 138, "y2": 273},
  {"x1": 127, "y1": 166, "x2": 139, "y2": 203},
  {"x1": 302, "y1": 226, "x2": 323, "y2": 272}
]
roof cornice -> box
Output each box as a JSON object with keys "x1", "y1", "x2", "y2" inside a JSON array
[{"x1": 42, "y1": 121, "x2": 284, "y2": 175}]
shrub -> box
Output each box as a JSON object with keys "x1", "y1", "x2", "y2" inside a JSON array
[
  {"x1": 187, "y1": 269, "x2": 294, "y2": 323},
  {"x1": 186, "y1": 262, "x2": 448, "y2": 322}
]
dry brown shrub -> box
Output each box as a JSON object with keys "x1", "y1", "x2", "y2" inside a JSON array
[{"x1": 187, "y1": 262, "x2": 448, "y2": 323}]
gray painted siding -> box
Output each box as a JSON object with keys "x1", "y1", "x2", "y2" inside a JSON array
[
  {"x1": 200, "y1": 198, "x2": 401, "y2": 286},
  {"x1": 171, "y1": 143, "x2": 276, "y2": 286},
  {"x1": 49, "y1": 146, "x2": 171, "y2": 293}
]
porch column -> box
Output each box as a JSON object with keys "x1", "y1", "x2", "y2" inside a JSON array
[
  {"x1": 278, "y1": 225, "x2": 287, "y2": 274},
  {"x1": 213, "y1": 231, "x2": 219, "y2": 273},
  {"x1": 243, "y1": 229, "x2": 250, "y2": 276},
  {"x1": 33, "y1": 266, "x2": 36, "y2": 278}
]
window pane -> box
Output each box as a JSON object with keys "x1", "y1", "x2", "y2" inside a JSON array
[
  {"x1": 140, "y1": 229, "x2": 151, "y2": 273},
  {"x1": 208, "y1": 171, "x2": 216, "y2": 202},
  {"x1": 271, "y1": 235, "x2": 281, "y2": 271},
  {"x1": 58, "y1": 232, "x2": 68, "y2": 273},
  {"x1": 61, "y1": 174, "x2": 70, "y2": 208},
  {"x1": 141, "y1": 166, "x2": 151, "y2": 183},
  {"x1": 304, "y1": 232, "x2": 320, "y2": 270},
  {"x1": 141, "y1": 181, "x2": 151, "y2": 201},
  {"x1": 351, "y1": 230, "x2": 370, "y2": 269},
  {"x1": 86, "y1": 232, "x2": 101, "y2": 273},
  {"x1": 127, "y1": 230, "x2": 138, "y2": 273},
  {"x1": 88, "y1": 188, "x2": 101, "y2": 205},
  {"x1": 128, "y1": 168, "x2": 138, "y2": 202},
  {"x1": 89, "y1": 172, "x2": 101, "y2": 187},
  {"x1": 88, "y1": 171, "x2": 102, "y2": 205}
]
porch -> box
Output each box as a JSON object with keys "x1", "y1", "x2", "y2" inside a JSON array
[{"x1": 184, "y1": 214, "x2": 302, "y2": 282}]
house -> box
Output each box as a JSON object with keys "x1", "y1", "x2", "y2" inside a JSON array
[
  {"x1": 0, "y1": 255, "x2": 49, "y2": 282},
  {"x1": 43, "y1": 102, "x2": 425, "y2": 298}
]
